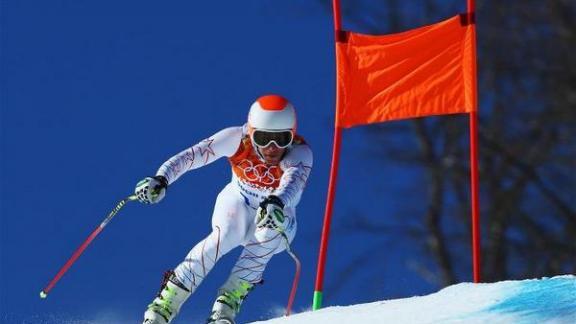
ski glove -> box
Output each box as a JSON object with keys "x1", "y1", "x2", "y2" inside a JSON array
[
  {"x1": 256, "y1": 195, "x2": 286, "y2": 231},
  {"x1": 135, "y1": 175, "x2": 168, "y2": 204}
]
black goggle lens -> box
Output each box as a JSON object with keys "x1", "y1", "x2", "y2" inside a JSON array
[{"x1": 252, "y1": 131, "x2": 293, "y2": 148}]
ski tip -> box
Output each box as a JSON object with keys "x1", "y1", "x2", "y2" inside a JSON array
[{"x1": 40, "y1": 291, "x2": 48, "y2": 299}]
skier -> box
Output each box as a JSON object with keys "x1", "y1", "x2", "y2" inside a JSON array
[{"x1": 136, "y1": 94, "x2": 313, "y2": 324}]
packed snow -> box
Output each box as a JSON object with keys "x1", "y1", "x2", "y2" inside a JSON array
[{"x1": 251, "y1": 275, "x2": 575, "y2": 324}]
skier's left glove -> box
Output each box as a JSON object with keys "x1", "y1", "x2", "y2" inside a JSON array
[
  {"x1": 135, "y1": 175, "x2": 168, "y2": 204},
  {"x1": 256, "y1": 195, "x2": 286, "y2": 231}
]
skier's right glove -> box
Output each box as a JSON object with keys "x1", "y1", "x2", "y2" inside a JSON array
[{"x1": 135, "y1": 175, "x2": 168, "y2": 204}]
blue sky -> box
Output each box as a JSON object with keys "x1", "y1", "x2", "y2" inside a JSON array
[{"x1": 1, "y1": 1, "x2": 465, "y2": 323}]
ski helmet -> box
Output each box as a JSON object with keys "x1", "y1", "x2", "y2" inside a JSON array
[
  {"x1": 248, "y1": 94, "x2": 296, "y2": 133},
  {"x1": 248, "y1": 95, "x2": 297, "y2": 148}
]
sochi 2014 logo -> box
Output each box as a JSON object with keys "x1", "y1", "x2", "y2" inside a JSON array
[{"x1": 235, "y1": 159, "x2": 280, "y2": 186}]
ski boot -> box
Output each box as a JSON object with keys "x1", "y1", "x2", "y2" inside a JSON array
[
  {"x1": 206, "y1": 279, "x2": 254, "y2": 324},
  {"x1": 143, "y1": 270, "x2": 191, "y2": 324}
]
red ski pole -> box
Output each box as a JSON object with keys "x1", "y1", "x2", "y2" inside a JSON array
[
  {"x1": 281, "y1": 232, "x2": 301, "y2": 316},
  {"x1": 40, "y1": 194, "x2": 138, "y2": 299}
]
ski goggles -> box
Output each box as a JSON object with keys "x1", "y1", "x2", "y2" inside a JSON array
[{"x1": 251, "y1": 130, "x2": 294, "y2": 148}]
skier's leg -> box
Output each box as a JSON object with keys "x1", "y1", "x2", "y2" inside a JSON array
[
  {"x1": 144, "y1": 184, "x2": 251, "y2": 324},
  {"x1": 208, "y1": 208, "x2": 297, "y2": 323}
]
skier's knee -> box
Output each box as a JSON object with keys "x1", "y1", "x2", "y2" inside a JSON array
[
  {"x1": 254, "y1": 227, "x2": 282, "y2": 242},
  {"x1": 252, "y1": 228, "x2": 285, "y2": 255}
]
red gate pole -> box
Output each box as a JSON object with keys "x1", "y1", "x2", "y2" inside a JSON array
[
  {"x1": 467, "y1": 0, "x2": 482, "y2": 283},
  {"x1": 313, "y1": 0, "x2": 343, "y2": 311}
]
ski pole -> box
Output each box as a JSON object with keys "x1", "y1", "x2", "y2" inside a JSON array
[
  {"x1": 280, "y1": 232, "x2": 301, "y2": 316},
  {"x1": 40, "y1": 194, "x2": 138, "y2": 299}
]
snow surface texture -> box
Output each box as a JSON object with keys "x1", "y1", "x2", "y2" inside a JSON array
[
  {"x1": 3, "y1": 276, "x2": 572, "y2": 323},
  {"x1": 251, "y1": 276, "x2": 576, "y2": 324}
]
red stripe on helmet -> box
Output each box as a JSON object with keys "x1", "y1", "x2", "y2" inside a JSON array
[{"x1": 257, "y1": 95, "x2": 288, "y2": 111}]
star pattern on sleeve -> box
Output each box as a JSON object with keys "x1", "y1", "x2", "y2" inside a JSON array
[{"x1": 197, "y1": 138, "x2": 216, "y2": 165}]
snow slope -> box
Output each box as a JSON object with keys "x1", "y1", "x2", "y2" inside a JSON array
[{"x1": 251, "y1": 275, "x2": 575, "y2": 324}]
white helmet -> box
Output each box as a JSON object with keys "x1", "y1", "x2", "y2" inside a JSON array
[{"x1": 248, "y1": 94, "x2": 296, "y2": 133}]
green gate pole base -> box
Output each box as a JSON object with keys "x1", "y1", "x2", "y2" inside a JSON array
[{"x1": 312, "y1": 291, "x2": 323, "y2": 310}]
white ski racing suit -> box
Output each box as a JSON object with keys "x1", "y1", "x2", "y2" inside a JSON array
[{"x1": 156, "y1": 124, "x2": 313, "y2": 292}]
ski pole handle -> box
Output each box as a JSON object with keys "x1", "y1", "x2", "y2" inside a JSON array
[{"x1": 40, "y1": 194, "x2": 138, "y2": 299}]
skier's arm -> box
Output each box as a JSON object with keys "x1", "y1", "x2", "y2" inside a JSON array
[
  {"x1": 273, "y1": 144, "x2": 313, "y2": 208},
  {"x1": 156, "y1": 127, "x2": 243, "y2": 185}
]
